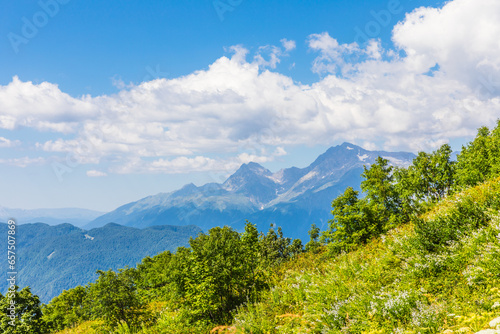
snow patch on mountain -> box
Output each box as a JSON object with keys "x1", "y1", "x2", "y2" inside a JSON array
[
  {"x1": 357, "y1": 154, "x2": 369, "y2": 161},
  {"x1": 297, "y1": 171, "x2": 317, "y2": 184},
  {"x1": 382, "y1": 156, "x2": 413, "y2": 167}
]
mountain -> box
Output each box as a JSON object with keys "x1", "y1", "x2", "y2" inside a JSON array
[
  {"x1": 0, "y1": 222, "x2": 201, "y2": 303},
  {"x1": 0, "y1": 207, "x2": 104, "y2": 227},
  {"x1": 86, "y1": 143, "x2": 416, "y2": 240}
]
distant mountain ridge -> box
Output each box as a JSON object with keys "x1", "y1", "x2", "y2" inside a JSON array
[
  {"x1": 0, "y1": 207, "x2": 104, "y2": 227},
  {"x1": 87, "y1": 143, "x2": 416, "y2": 240},
  {"x1": 0, "y1": 222, "x2": 201, "y2": 303}
]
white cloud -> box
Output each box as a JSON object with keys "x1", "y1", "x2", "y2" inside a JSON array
[
  {"x1": 0, "y1": 137, "x2": 20, "y2": 148},
  {"x1": 392, "y1": 0, "x2": 500, "y2": 97},
  {"x1": 0, "y1": 157, "x2": 45, "y2": 168},
  {"x1": 0, "y1": 0, "x2": 499, "y2": 173},
  {"x1": 307, "y1": 32, "x2": 363, "y2": 75},
  {"x1": 253, "y1": 39, "x2": 296, "y2": 69},
  {"x1": 0, "y1": 76, "x2": 96, "y2": 132},
  {"x1": 86, "y1": 170, "x2": 107, "y2": 177},
  {"x1": 281, "y1": 38, "x2": 296, "y2": 52}
]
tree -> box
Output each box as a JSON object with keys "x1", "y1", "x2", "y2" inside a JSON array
[
  {"x1": 185, "y1": 225, "x2": 260, "y2": 323},
  {"x1": 361, "y1": 156, "x2": 403, "y2": 228},
  {"x1": 259, "y1": 225, "x2": 299, "y2": 266},
  {"x1": 42, "y1": 286, "x2": 88, "y2": 332},
  {"x1": 489, "y1": 120, "x2": 500, "y2": 176},
  {"x1": 395, "y1": 144, "x2": 455, "y2": 214},
  {"x1": 86, "y1": 269, "x2": 143, "y2": 329},
  {"x1": 0, "y1": 286, "x2": 45, "y2": 334},
  {"x1": 305, "y1": 223, "x2": 321, "y2": 253},
  {"x1": 456, "y1": 126, "x2": 491, "y2": 187},
  {"x1": 321, "y1": 187, "x2": 379, "y2": 253},
  {"x1": 456, "y1": 121, "x2": 500, "y2": 188}
]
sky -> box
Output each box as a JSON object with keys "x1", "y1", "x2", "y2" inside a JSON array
[{"x1": 0, "y1": 0, "x2": 499, "y2": 212}]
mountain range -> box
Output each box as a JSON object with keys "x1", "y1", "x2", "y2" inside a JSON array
[
  {"x1": 86, "y1": 143, "x2": 416, "y2": 240},
  {"x1": 0, "y1": 223, "x2": 201, "y2": 303},
  {"x1": 0, "y1": 207, "x2": 104, "y2": 227},
  {"x1": 0, "y1": 142, "x2": 416, "y2": 303}
]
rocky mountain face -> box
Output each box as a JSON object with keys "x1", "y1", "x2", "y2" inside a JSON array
[{"x1": 86, "y1": 143, "x2": 415, "y2": 240}]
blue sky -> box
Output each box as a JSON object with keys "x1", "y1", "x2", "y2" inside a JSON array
[
  {"x1": 1, "y1": 0, "x2": 438, "y2": 94},
  {"x1": 0, "y1": 0, "x2": 499, "y2": 211}
]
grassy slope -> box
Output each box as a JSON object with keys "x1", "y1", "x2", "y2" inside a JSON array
[{"x1": 58, "y1": 178, "x2": 500, "y2": 334}]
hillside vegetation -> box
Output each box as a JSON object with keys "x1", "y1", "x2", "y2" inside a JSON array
[
  {"x1": 0, "y1": 223, "x2": 201, "y2": 303},
  {"x1": 2, "y1": 121, "x2": 500, "y2": 333}
]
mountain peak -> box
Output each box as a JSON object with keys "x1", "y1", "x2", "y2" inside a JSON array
[
  {"x1": 339, "y1": 142, "x2": 363, "y2": 150},
  {"x1": 238, "y1": 161, "x2": 269, "y2": 173},
  {"x1": 309, "y1": 142, "x2": 366, "y2": 170},
  {"x1": 221, "y1": 162, "x2": 277, "y2": 203}
]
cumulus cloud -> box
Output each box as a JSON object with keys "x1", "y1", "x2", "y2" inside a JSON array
[
  {"x1": 0, "y1": 76, "x2": 97, "y2": 132},
  {"x1": 392, "y1": 0, "x2": 500, "y2": 97},
  {"x1": 0, "y1": 0, "x2": 498, "y2": 174}
]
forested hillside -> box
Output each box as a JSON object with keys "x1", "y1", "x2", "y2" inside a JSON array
[
  {"x1": 2, "y1": 121, "x2": 500, "y2": 333},
  {"x1": 0, "y1": 223, "x2": 201, "y2": 303}
]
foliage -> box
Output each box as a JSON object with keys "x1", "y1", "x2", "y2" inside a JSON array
[
  {"x1": 455, "y1": 120, "x2": 500, "y2": 188},
  {"x1": 0, "y1": 223, "x2": 201, "y2": 304},
  {"x1": 361, "y1": 156, "x2": 403, "y2": 226},
  {"x1": 321, "y1": 187, "x2": 380, "y2": 253},
  {"x1": 86, "y1": 269, "x2": 144, "y2": 330},
  {"x1": 42, "y1": 286, "x2": 88, "y2": 332},
  {"x1": 395, "y1": 143, "x2": 455, "y2": 214},
  {"x1": 21, "y1": 120, "x2": 500, "y2": 333},
  {"x1": 0, "y1": 286, "x2": 45, "y2": 333},
  {"x1": 259, "y1": 225, "x2": 303, "y2": 266},
  {"x1": 415, "y1": 176, "x2": 500, "y2": 252},
  {"x1": 231, "y1": 179, "x2": 500, "y2": 333},
  {"x1": 183, "y1": 226, "x2": 259, "y2": 323},
  {"x1": 305, "y1": 223, "x2": 321, "y2": 253}
]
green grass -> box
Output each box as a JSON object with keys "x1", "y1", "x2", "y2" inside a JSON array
[
  {"x1": 56, "y1": 178, "x2": 500, "y2": 334},
  {"x1": 228, "y1": 178, "x2": 500, "y2": 334}
]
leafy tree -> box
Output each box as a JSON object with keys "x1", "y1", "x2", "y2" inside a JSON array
[
  {"x1": 133, "y1": 251, "x2": 183, "y2": 302},
  {"x1": 181, "y1": 222, "x2": 302, "y2": 324},
  {"x1": 395, "y1": 144, "x2": 455, "y2": 214},
  {"x1": 489, "y1": 120, "x2": 500, "y2": 176},
  {"x1": 305, "y1": 223, "x2": 321, "y2": 253},
  {"x1": 42, "y1": 286, "x2": 88, "y2": 332},
  {"x1": 185, "y1": 225, "x2": 258, "y2": 323},
  {"x1": 0, "y1": 286, "x2": 45, "y2": 334},
  {"x1": 321, "y1": 187, "x2": 379, "y2": 253},
  {"x1": 260, "y1": 225, "x2": 301, "y2": 265},
  {"x1": 455, "y1": 121, "x2": 500, "y2": 188},
  {"x1": 361, "y1": 156, "x2": 403, "y2": 228},
  {"x1": 455, "y1": 126, "x2": 492, "y2": 187},
  {"x1": 361, "y1": 157, "x2": 397, "y2": 208},
  {"x1": 86, "y1": 269, "x2": 143, "y2": 329}
]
